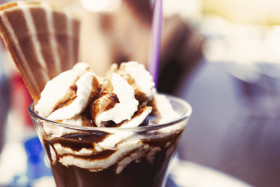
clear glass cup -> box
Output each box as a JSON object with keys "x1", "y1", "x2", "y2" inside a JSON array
[{"x1": 29, "y1": 95, "x2": 192, "y2": 187}]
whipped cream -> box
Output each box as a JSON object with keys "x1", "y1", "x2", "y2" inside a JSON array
[
  {"x1": 49, "y1": 133, "x2": 163, "y2": 174},
  {"x1": 94, "y1": 73, "x2": 139, "y2": 127},
  {"x1": 35, "y1": 62, "x2": 91, "y2": 118},
  {"x1": 119, "y1": 61, "x2": 155, "y2": 100},
  {"x1": 54, "y1": 137, "x2": 143, "y2": 172},
  {"x1": 154, "y1": 94, "x2": 180, "y2": 124},
  {"x1": 48, "y1": 71, "x2": 97, "y2": 120},
  {"x1": 35, "y1": 61, "x2": 181, "y2": 174}
]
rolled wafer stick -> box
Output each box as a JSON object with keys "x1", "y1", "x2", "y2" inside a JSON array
[{"x1": 0, "y1": 1, "x2": 80, "y2": 102}]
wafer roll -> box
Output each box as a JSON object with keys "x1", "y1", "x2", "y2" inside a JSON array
[{"x1": 0, "y1": 1, "x2": 80, "y2": 102}]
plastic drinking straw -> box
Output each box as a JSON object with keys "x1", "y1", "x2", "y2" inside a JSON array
[{"x1": 148, "y1": 0, "x2": 163, "y2": 87}]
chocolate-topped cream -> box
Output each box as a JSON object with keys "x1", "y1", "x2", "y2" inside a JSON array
[{"x1": 34, "y1": 61, "x2": 180, "y2": 175}]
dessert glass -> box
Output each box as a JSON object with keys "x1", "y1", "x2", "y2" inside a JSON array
[{"x1": 29, "y1": 95, "x2": 192, "y2": 187}]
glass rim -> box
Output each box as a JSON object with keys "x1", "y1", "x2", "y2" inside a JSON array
[{"x1": 28, "y1": 94, "x2": 192, "y2": 132}]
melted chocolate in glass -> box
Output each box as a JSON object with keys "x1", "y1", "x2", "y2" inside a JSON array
[{"x1": 42, "y1": 128, "x2": 183, "y2": 187}]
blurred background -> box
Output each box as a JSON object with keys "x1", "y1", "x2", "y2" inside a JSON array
[{"x1": 0, "y1": 0, "x2": 280, "y2": 186}]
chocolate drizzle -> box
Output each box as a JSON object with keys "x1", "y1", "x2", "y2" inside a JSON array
[
  {"x1": 103, "y1": 94, "x2": 120, "y2": 111},
  {"x1": 90, "y1": 93, "x2": 120, "y2": 126},
  {"x1": 70, "y1": 85, "x2": 77, "y2": 92},
  {"x1": 52, "y1": 84, "x2": 77, "y2": 112}
]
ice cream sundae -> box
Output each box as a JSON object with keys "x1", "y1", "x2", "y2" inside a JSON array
[{"x1": 0, "y1": 1, "x2": 192, "y2": 187}]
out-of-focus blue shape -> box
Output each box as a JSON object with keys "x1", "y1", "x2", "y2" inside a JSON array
[{"x1": 11, "y1": 136, "x2": 53, "y2": 187}]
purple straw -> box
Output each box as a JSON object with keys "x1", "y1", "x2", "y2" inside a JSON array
[{"x1": 148, "y1": 0, "x2": 163, "y2": 87}]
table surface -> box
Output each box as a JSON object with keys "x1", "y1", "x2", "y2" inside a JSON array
[
  {"x1": 167, "y1": 158, "x2": 251, "y2": 187},
  {"x1": 176, "y1": 61, "x2": 280, "y2": 187}
]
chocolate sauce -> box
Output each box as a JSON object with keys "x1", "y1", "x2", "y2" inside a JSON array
[
  {"x1": 104, "y1": 94, "x2": 119, "y2": 111},
  {"x1": 70, "y1": 85, "x2": 78, "y2": 92},
  {"x1": 90, "y1": 94, "x2": 120, "y2": 126},
  {"x1": 52, "y1": 85, "x2": 77, "y2": 112},
  {"x1": 42, "y1": 129, "x2": 184, "y2": 187}
]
